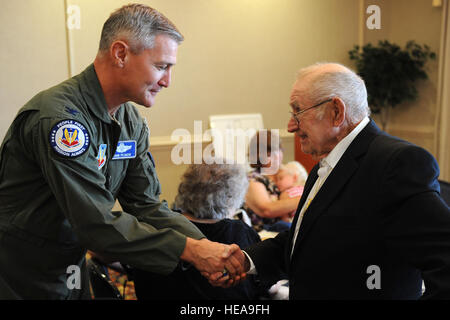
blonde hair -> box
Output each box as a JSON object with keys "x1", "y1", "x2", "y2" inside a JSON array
[{"x1": 279, "y1": 161, "x2": 308, "y2": 186}]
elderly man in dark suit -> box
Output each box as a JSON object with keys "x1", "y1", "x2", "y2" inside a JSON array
[{"x1": 217, "y1": 62, "x2": 450, "y2": 299}]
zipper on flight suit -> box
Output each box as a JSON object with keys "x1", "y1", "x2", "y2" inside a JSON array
[{"x1": 104, "y1": 115, "x2": 122, "y2": 191}]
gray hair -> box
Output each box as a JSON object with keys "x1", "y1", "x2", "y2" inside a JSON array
[
  {"x1": 99, "y1": 3, "x2": 184, "y2": 54},
  {"x1": 174, "y1": 162, "x2": 249, "y2": 220},
  {"x1": 296, "y1": 62, "x2": 370, "y2": 124}
]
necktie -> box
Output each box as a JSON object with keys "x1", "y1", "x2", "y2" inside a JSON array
[{"x1": 290, "y1": 160, "x2": 330, "y2": 257}]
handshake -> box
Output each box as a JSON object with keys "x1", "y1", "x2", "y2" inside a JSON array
[{"x1": 181, "y1": 238, "x2": 251, "y2": 287}]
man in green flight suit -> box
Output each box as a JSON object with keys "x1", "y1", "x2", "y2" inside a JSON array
[{"x1": 0, "y1": 4, "x2": 244, "y2": 299}]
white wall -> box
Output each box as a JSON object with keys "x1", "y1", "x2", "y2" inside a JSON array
[
  {"x1": 0, "y1": 0, "x2": 445, "y2": 204},
  {"x1": 363, "y1": 0, "x2": 443, "y2": 157},
  {"x1": 0, "y1": 0, "x2": 69, "y2": 141}
]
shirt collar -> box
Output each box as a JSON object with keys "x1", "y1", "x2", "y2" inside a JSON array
[
  {"x1": 322, "y1": 116, "x2": 370, "y2": 170},
  {"x1": 78, "y1": 64, "x2": 113, "y2": 124}
]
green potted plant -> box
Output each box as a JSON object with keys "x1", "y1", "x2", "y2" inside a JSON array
[{"x1": 348, "y1": 40, "x2": 436, "y2": 131}]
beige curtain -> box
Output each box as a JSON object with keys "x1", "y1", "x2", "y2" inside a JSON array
[{"x1": 436, "y1": 0, "x2": 450, "y2": 182}]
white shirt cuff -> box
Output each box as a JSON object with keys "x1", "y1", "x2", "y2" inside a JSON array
[{"x1": 243, "y1": 250, "x2": 257, "y2": 275}]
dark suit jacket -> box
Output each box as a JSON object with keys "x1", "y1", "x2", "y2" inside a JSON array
[{"x1": 246, "y1": 120, "x2": 450, "y2": 299}]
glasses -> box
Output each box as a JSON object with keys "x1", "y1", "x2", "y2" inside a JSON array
[{"x1": 289, "y1": 98, "x2": 332, "y2": 125}]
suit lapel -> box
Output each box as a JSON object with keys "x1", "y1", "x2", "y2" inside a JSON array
[
  {"x1": 288, "y1": 119, "x2": 382, "y2": 261},
  {"x1": 287, "y1": 164, "x2": 319, "y2": 253}
]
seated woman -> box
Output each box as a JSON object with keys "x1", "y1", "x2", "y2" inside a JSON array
[
  {"x1": 133, "y1": 161, "x2": 271, "y2": 300},
  {"x1": 243, "y1": 130, "x2": 301, "y2": 232}
]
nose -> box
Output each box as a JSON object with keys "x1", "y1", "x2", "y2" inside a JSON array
[
  {"x1": 158, "y1": 69, "x2": 172, "y2": 88},
  {"x1": 287, "y1": 117, "x2": 299, "y2": 133}
]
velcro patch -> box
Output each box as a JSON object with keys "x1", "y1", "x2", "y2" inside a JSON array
[
  {"x1": 49, "y1": 120, "x2": 90, "y2": 158},
  {"x1": 112, "y1": 140, "x2": 136, "y2": 160}
]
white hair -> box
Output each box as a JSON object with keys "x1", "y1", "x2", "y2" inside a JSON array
[
  {"x1": 296, "y1": 62, "x2": 370, "y2": 124},
  {"x1": 279, "y1": 161, "x2": 308, "y2": 186}
]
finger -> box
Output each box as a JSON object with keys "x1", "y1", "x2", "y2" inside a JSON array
[
  {"x1": 223, "y1": 279, "x2": 235, "y2": 288},
  {"x1": 224, "y1": 256, "x2": 240, "y2": 277},
  {"x1": 228, "y1": 273, "x2": 246, "y2": 288},
  {"x1": 227, "y1": 249, "x2": 245, "y2": 274},
  {"x1": 216, "y1": 276, "x2": 234, "y2": 288},
  {"x1": 209, "y1": 271, "x2": 225, "y2": 282},
  {"x1": 208, "y1": 274, "x2": 231, "y2": 288},
  {"x1": 222, "y1": 243, "x2": 240, "y2": 259}
]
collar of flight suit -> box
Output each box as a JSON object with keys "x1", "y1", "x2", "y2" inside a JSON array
[{"x1": 78, "y1": 63, "x2": 114, "y2": 124}]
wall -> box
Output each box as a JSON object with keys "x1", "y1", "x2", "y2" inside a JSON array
[
  {"x1": 0, "y1": 0, "x2": 69, "y2": 143},
  {"x1": 63, "y1": 0, "x2": 360, "y2": 138},
  {"x1": 0, "y1": 0, "x2": 361, "y2": 205},
  {"x1": 363, "y1": 0, "x2": 443, "y2": 157},
  {"x1": 1, "y1": 0, "x2": 445, "y2": 205},
  {"x1": 436, "y1": 0, "x2": 450, "y2": 182}
]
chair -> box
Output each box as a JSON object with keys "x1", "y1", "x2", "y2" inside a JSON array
[{"x1": 87, "y1": 257, "x2": 123, "y2": 299}]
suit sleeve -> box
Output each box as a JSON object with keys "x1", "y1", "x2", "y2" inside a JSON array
[
  {"x1": 380, "y1": 144, "x2": 450, "y2": 299},
  {"x1": 245, "y1": 230, "x2": 289, "y2": 286},
  {"x1": 33, "y1": 116, "x2": 203, "y2": 275}
]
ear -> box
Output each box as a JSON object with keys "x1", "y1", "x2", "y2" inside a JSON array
[
  {"x1": 110, "y1": 40, "x2": 129, "y2": 68},
  {"x1": 331, "y1": 97, "x2": 346, "y2": 127}
]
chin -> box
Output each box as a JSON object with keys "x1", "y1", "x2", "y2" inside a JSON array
[
  {"x1": 300, "y1": 144, "x2": 311, "y2": 155},
  {"x1": 136, "y1": 97, "x2": 155, "y2": 108}
]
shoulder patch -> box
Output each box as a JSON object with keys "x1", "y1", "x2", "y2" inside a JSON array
[{"x1": 49, "y1": 119, "x2": 90, "y2": 158}]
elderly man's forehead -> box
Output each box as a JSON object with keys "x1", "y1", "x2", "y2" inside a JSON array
[
  {"x1": 290, "y1": 80, "x2": 308, "y2": 102},
  {"x1": 289, "y1": 89, "x2": 301, "y2": 107}
]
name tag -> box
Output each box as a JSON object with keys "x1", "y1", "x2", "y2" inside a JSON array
[{"x1": 112, "y1": 140, "x2": 136, "y2": 160}]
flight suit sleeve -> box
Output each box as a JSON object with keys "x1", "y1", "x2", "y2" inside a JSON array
[
  {"x1": 32, "y1": 116, "x2": 202, "y2": 275},
  {"x1": 116, "y1": 118, "x2": 204, "y2": 241}
]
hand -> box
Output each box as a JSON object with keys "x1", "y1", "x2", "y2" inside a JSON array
[
  {"x1": 203, "y1": 248, "x2": 250, "y2": 288},
  {"x1": 180, "y1": 238, "x2": 245, "y2": 280}
]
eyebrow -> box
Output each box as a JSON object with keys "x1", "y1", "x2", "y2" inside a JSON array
[
  {"x1": 155, "y1": 61, "x2": 175, "y2": 67},
  {"x1": 290, "y1": 101, "x2": 300, "y2": 110}
]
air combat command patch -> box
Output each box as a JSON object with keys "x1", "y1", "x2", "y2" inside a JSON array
[{"x1": 49, "y1": 119, "x2": 90, "y2": 158}]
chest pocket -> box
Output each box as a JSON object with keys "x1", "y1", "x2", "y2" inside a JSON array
[{"x1": 105, "y1": 157, "x2": 128, "y2": 197}]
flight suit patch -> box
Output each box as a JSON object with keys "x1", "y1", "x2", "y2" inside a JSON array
[
  {"x1": 96, "y1": 144, "x2": 107, "y2": 170},
  {"x1": 49, "y1": 120, "x2": 90, "y2": 158},
  {"x1": 112, "y1": 140, "x2": 136, "y2": 160}
]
